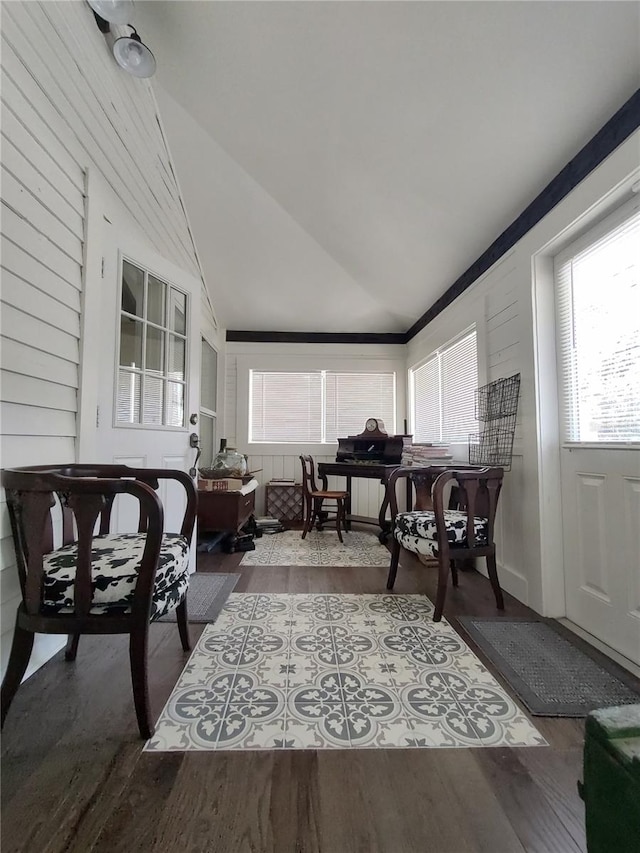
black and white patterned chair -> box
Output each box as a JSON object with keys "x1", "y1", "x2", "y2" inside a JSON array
[
  {"x1": 386, "y1": 466, "x2": 505, "y2": 622},
  {"x1": 1, "y1": 463, "x2": 197, "y2": 738}
]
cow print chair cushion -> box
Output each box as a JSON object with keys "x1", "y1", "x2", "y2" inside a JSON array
[
  {"x1": 42, "y1": 532, "x2": 190, "y2": 620},
  {"x1": 394, "y1": 509, "x2": 489, "y2": 558}
]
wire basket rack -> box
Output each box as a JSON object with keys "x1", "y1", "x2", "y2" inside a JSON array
[{"x1": 469, "y1": 373, "x2": 521, "y2": 470}]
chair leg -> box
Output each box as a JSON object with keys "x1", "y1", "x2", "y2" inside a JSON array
[
  {"x1": 486, "y1": 552, "x2": 505, "y2": 610},
  {"x1": 450, "y1": 559, "x2": 459, "y2": 587},
  {"x1": 433, "y1": 557, "x2": 449, "y2": 622},
  {"x1": 176, "y1": 598, "x2": 191, "y2": 651},
  {"x1": 386, "y1": 540, "x2": 400, "y2": 589},
  {"x1": 1, "y1": 624, "x2": 34, "y2": 727},
  {"x1": 302, "y1": 495, "x2": 312, "y2": 539},
  {"x1": 129, "y1": 625, "x2": 153, "y2": 739},
  {"x1": 341, "y1": 499, "x2": 349, "y2": 534},
  {"x1": 65, "y1": 633, "x2": 81, "y2": 661},
  {"x1": 335, "y1": 499, "x2": 344, "y2": 544}
]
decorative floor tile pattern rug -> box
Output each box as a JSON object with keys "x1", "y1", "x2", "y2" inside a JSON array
[
  {"x1": 239, "y1": 529, "x2": 390, "y2": 567},
  {"x1": 146, "y1": 594, "x2": 546, "y2": 751}
]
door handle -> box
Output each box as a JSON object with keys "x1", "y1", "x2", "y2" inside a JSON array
[{"x1": 189, "y1": 433, "x2": 201, "y2": 478}]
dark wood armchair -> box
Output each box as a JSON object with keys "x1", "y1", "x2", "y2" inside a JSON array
[
  {"x1": 299, "y1": 455, "x2": 349, "y2": 543},
  {"x1": 1, "y1": 463, "x2": 197, "y2": 738},
  {"x1": 385, "y1": 466, "x2": 505, "y2": 622}
]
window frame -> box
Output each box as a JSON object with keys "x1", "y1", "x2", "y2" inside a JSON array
[
  {"x1": 408, "y1": 324, "x2": 479, "y2": 448},
  {"x1": 248, "y1": 369, "x2": 397, "y2": 444},
  {"x1": 553, "y1": 195, "x2": 640, "y2": 449},
  {"x1": 235, "y1": 351, "x2": 406, "y2": 455},
  {"x1": 113, "y1": 254, "x2": 191, "y2": 431}
]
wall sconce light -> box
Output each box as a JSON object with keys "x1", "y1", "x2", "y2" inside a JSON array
[
  {"x1": 113, "y1": 28, "x2": 156, "y2": 78},
  {"x1": 87, "y1": 0, "x2": 156, "y2": 79}
]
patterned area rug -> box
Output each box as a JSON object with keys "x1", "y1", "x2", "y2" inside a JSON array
[
  {"x1": 239, "y1": 529, "x2": 390, "y2": 567},
  {"x1": 146, "y1": 593, "x2": 546, "y2": 751}
]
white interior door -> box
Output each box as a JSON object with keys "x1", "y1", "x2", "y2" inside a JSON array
[
  {"x1": 81, "y1": 177, "x2": 201, "y2": 540},
  {"x1": 561, "y1": 448, "x2": 640, "y2": 664},
  {"x1": 556, "y1": 199, "x2": 640, "y2": 666}
]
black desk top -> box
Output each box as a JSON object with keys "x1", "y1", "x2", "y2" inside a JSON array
[{"x1": 317, "y1": 460, "x2": 400, "y2": 481}]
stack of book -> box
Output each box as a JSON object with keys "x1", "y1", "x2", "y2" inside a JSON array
[
  {"x1": 254, "y1": 516, "x2": 284, "y2": 535},
  {"x1": 401, "y1": 442, "x2": 454, "y2": 466}
]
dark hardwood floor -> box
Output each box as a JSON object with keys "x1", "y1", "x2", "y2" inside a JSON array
[{"x1": 1, "y1": 531, "x2": 588, "y2": 853}]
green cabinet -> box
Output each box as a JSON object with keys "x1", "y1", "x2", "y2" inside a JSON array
[{"x1": 580, "y1": 704, "x2": 640, "y2": 853}]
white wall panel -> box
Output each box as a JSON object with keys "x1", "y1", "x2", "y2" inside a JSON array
[{"x1": 0, "y1": 0, "x2": 206, "y2": 681}]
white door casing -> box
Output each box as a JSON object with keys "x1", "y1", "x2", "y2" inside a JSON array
[{"x1": 78, "y1": 170, "x2": 201, "y2": 542}]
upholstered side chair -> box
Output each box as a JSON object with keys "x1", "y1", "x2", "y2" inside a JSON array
[
  {"x1": 386, "y1": 466, "x2": 505, "y2": 622},
  {"x1": 1, "y1": 463, "x2": 197, "y2": 738}
]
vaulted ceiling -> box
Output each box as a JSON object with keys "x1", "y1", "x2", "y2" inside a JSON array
[{"x1": 136, "y1": 1, "x2": 640, "y2": 335}]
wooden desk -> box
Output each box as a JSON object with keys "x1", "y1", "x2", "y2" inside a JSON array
[{"x1": 316, "y1": 461, "x2": 400, "y2": 541}]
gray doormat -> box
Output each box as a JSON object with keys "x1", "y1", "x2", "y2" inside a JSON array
[
  {"x1": 456, "y1": 616, "x2": 640, "y2": 717},
  {"x1": 156, "y1": 573, "x2": 240, "y2": 623}
]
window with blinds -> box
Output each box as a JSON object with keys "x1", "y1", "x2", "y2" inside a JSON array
[
  {"x1": 554, "y1": 201, "x2": 640, "y2": 443},
  {"x1": 249, "y1": 370, "x2": 396, "y2": 443},
  {"x1": 411, "y1": 329, "x2": 478, "y2": 443}
]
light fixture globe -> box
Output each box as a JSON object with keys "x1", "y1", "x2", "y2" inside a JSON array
[
  {"x1": 113, "y1": 29, "x2": 156, "y2": 78},
  {"x1": 87, "y1": 0, "x2": 133, "y2": 25}
]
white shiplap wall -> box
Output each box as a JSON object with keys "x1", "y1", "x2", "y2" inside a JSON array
[
  {"x1": 0, "y1": 1, "x2": 203, "y2": 677},
  {"x1": 406, "y1": 132, "x2": 640, "y2": 615}
]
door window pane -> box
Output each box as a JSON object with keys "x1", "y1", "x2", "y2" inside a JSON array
[
  {"x1": 201, "y1": 339, "x2": 217, "y2": 412},
  {"x1": 143, "y1": 376, "x2": 164, "y2": 425},
  {"x1": 120, "y1": 316, "x2": 143, "y2": 369},
  {"x1": 146, "y1": 326, "x2": 164, "y2": 374},
  {"x1": 147, "y1": 275, "x2": 166, "y2": 326},
  {"x1": 122, "y1": 261, "x2": 144, "y2": 317},
  {"x1": 168, "y1": 334, "x2": 185, "y2": 381},
  {"x1": 166, "y1": 382, "x2": 185, "y2": 427},
  {"x1": 117, "y1": 370, "x2": 141, "y2": 424},
  {"x1": 199, "y1": 413, "x2": 215, "y2": 468},
  {"x1": 555, "y1": 206, "x2": 640, "y2": 442},
  {"x1": 170, "y1": 288, "x2": 186, "y2": 335}
]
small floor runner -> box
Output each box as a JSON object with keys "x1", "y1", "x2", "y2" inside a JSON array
[
  {"x1": 457, "y1": 616, "x2": 640, "y2": 716},
  {"x1": 156, "y1": 573, "x2": 240, "y2": 623}
]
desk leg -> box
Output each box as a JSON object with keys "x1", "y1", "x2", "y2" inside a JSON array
[
  {"x1": 378, "y1": 486, "x2": 391, "y2": 543},
  {"x1": 345, "y1": 475, "x2": 352, "y2": 531}
]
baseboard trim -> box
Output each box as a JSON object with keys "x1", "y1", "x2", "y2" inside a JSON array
[
  {"x1": 1, "y1": 631, "x2": 66, "y2": 685},
  {"x1": 557, "y1": 618, "x2": 640, "y2": 678},
  {"x1": 475, "y1": 560, "x2": 529, "y2": 607}
]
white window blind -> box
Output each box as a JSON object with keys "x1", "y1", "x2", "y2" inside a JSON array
[
  {"x1": 411, "y1": 329, "x2": 478, "y2": 443},
  {"x1": 249, "y1": 370, "x2": 395, "y2": 443},
  {"x1": 325, "y1": 372, "x2": 395, "y2": 443},
  {"x1": 250, "y1": 372, "x2": 323, "y2": 442},
  {"x1": 555, "y1": 203, "x2": 640, "y2": 443}
]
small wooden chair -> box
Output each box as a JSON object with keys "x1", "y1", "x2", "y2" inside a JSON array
[
  {"x1": 386, "y1": 466, "x2": 505, "y2": 621},
  {"x1": 1, "y1": 463, "x2": 197, "y2": 738},
  {"x1": 299, "y1": 455, "x2": 349, "y2": 543}
]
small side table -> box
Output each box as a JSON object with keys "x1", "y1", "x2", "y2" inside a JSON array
[{"x1": 265, "y1": 483, "x2": 303, "y2": 523}]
